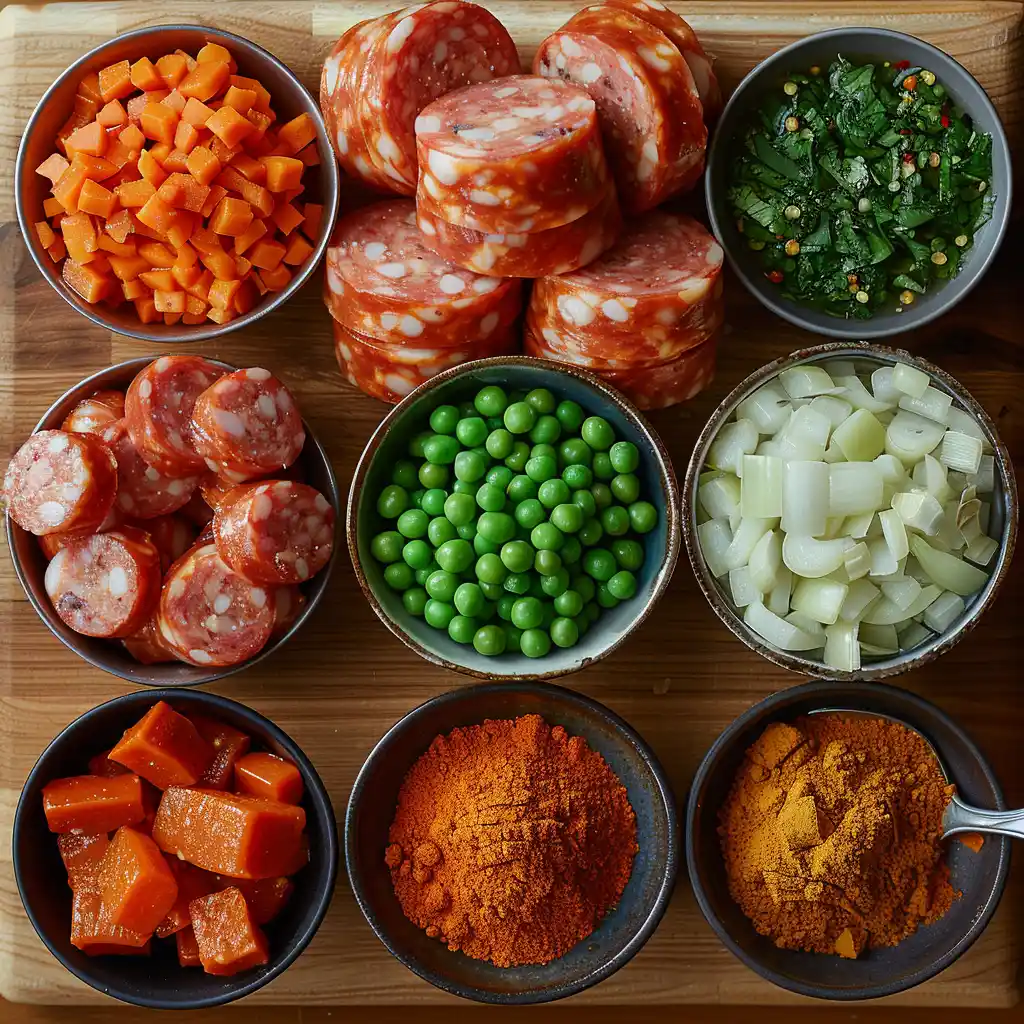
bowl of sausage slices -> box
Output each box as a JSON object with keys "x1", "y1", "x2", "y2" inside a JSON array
[{"x1": 1, "y1": 355, "x2": 338, "y2": 685}]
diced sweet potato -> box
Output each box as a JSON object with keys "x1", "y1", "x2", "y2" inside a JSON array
[
  {"x1": 234, "y1": 255, "x2": 253, "y2": 280},
  {"x1": 173, "y1": 240, "x2": 200, "y2": 268},
  {"x1": 52, "y1": 162, "x2": 90, "y2": 212},
  {"x1": 65, "y1": 120, "x2": 108, "y2": 158},
  {"x1": 277, "y1": 113, "x2": 316, "y2": 155},
  {"x1": 218, "y1": 875, "x2": 294, "y2": 925},
  {"x1": 71, "y1": 886, "x2": 150, "y2": 954},
  {"x1": 43, "y1": 196, "x2": 65, "y2": 217},
  {"x1": 156, "y1": 857, "x2": 218, "y2": 938},
  {"x1": 119, "y1": 122, "x2": 146, "y2": 154},
  {"x1": 282, "y1": 231, "x2": 312, "y2": 266},
  {"x1": 122, "y1": 278, "x2": 147, "y2": 301},
  {"x1": 189, "y1": 887, "x2": 269, "y2": 976},
  {"x1": 179, "y1": 61, "x2": 230, "y2": 102},
  {"x1": 98, "y1": 60, "x2": 133, "y2": 102},
  {"x1": 98, "y1": 826, "x2": 179, "y2": 934},
  {"x1": 138, "y1": 147, "x2": 168, "y2": 187},
  {"x1": 298, "y1": 141, "x2": 321, "y2": 168},
  {"x1": 302, "y1": 202, "x2": 323, "y2": 239},
  {"x1": 197, "y1": 42, "x2": 233, "y2": 66},
  {"x1": 87, "y1": 749, "x2": 130, "y2": 778},
  {"x1": 58, "y1": 831, "x2": 109, "y2": 889},
  {"x1": 77, "y1": 179, "x2": 117, "y2": 219},
  {"x1": 233, "y1": 218, "x2": 267, "y2": 256},
  {"x1": 106, "y1": 208, "x2": 135, "y2": 243},
  {"x1": 222, "y1": 86, "x2": 258, "y2": 114},
  {"x1": 185, "y1": 145, "x2": 221, "y2": 187},
  {"x1": 234, "y1": 753, "x2": 303, "y2": 805},
  {"x1": 207, "y1": 277, "x2": 241, "y2": 310},
  {"x1": 110, "y1": 701, "x2": 214, "y2": 788},
  {"x1": 43, "y1": 774, "x2": 144, "y2": 833},
  {"x1": 177, "y1": 925, "x2": 202, "y2": 967},
  {"x1": 140, "y1": 103, "x2": 179, "y2": 147},
  {"x1": 34, "y1": 220, "x2": 57, "y2": 249},
  {"x1": 207, "y1": 106, "x2": 253, "y2": 149},
  {"x1": 182, "y1": 97, "x2": 215, "y2": 127},
  {"x1": 152, "y1": 787, "x2": 306, "y2": 879},
  {"x1": 155, "y1": 53, "x2": 189, "y2": 89},
  {"x1": 158, "y1": 172, "x2": 210, "y2": 213},
  {"x1": 229, "y1": 152, "x2": 265, "y2": 184},
  {"x1": 210, "y1": 135, "x2": 242, "y2": 166},
  {"x1": 77, "y1": 72, "x2": 103, "y2": 105},
  {"x1": 162, "y1": 89, "x2": 187, "y2": 114},
  {"x1": 154, "y1": 289, "x2": 186, "y2": 314},
  {"x1": 162, "y1": 149, "x2": 191, "y2": 174},
  {"x1": 245, "y1": 108, "x2": 273, "y2": 146},
  {"x1": 98, "y1": 233, "x2": 137, "y2": 258},
  {"x1": 135, "y1": 295, "x2": 159, "y2": 322}
]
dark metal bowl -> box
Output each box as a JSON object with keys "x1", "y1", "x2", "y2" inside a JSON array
[
  {"x1": 15, "y1": 24, "x2": 339, "y2": 343},
  {"x1": 345, "y1": 681, "x2": 679, "y2": 1004},
  {"x1": 4, "y1": 356, "x2": 340, "y2": 686},
  {"x1": 13, "y1": 688, "x2": 339, "y2": 1009},
  {"x1": 706, "y1": 27, "x2": 1012, "y2": 339},
  {"x1": 686, "y1": 680, "x2": 1010, "y2": 1000}
]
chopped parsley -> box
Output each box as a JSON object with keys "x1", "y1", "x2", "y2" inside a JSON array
[{"x1": 726, "y1": 58, "x2": 994, "y2": 318}]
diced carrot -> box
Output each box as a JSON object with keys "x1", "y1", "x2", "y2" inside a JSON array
[
  {"x1": 162, "y1": 149, "x2": 191, "y2": 173},
  {"x1": 298, "y1": 141, "x2": 321, "y2": 168},
  {"x1": 89, "y1": 250, "x2": 112, "y2": 275},
  {"x1": 248, "y1": 238, "x2": 286, "y2": 272},
  {"x1": 185, "y1": 148, "x2": 219, "y2": 189},
  {"x1": 47, "y1": 238, "x2": 68, "y2": 263},
  {"x1": 179, "y1": 61, "x2": 230, "y2": 103},
  {"x1": 77, "y1": 179, "x2": 117, "y2": 219},
  {"x1": 271, "y1": 201, "x2": 304, "y2": 236},
  {"x1": 302, "y1": 202, "x2": 323, "y2": 240},
  {"x1": 244, "y1": 108, "x2": 273, "y2": 147},
  {"x1": 130, "y1": 57, "x2": 164, "y2": 91},
  {"x1": 65, "y1": 120, "x2": 108, "y2": 158},
  {"x1": 109, "y1": 701, "x2": 214, "y2": 789},
  {"x1": 140, "y1": 103, "x2": 179, "y2": 146},
  {"x1": 34, "y1": 220, "x2": 57, "y2": 249},
  {"x1": 207, "y1": 106, "x2": 253, "y2": 150},
  {"x1": 131, "y1": 215, "x2": 167, "y2": 241},
  {"x1": 185, "y1": 293, "x2": 208, "y2": 316},
  {"x1": 207, "y1": 304, "x2": 236, "y2": 325},
  {"x1": 158, "y1": 172, "x2": 210, "y2": 213},
  {"x1": 250, "y1": 270, "x2": 268, "y2": 296},
  {"x1": 99, "y1": 825, "x2": 179, "y2": 934},
  {"x1": 148, "y1": 141, "x2": 173, "y2": 166},
  {"x1": 210, "y1": 135, "x2": 241, "y2": 166},
  {"x1": 122, "y1": 278, "x2": 147, "y2": 301},
  {"x1": 166, "y1": 212, "x2": 197, "y2": 248},
  {"x1": 164, "y1": 312, "x2": 183, "y2": 325},
  {"x1": 98, "y1": 60, "x2": 133, "y2": 103},
  {"x1": 208, "y1": 196, "x2": 252, "y2": 237},
  {"x1": 77, "y1": 71, "x2": 103, "y2": 104},
  {"x1": 233, "y1": 276, "x2": 258, "y2": 313},
  {"x1": 138, "y1": 147, "x2": 168, "y2": 187},
  {"x1": 97, "y1": 233, "x2": 136, "y2": 257},
  {"x1": 155, "y1": 53, "x2": 189, "y2": 89},
  {"x1": 234, "y1": 254, "x2": 252, "y2": 278},
  {"x1": 42, "y1": 774, "x2": 145, "y2": 833},
  {"x1": 234, "y1": 753, "x2": 303, "y2": 805},
  {"x1": 154, "y1": 289, "x2": 186, "y2": 313},
  {"x1": 173, "y1": 239, "x2": 200, "y2": 268},
  {"x1": 258, "y1": 263, "x2": 291, "y2": 292},
  {"x1": 127, "y1": 92, "x2": 153, "y2": 126},
  {"x1": 58, "y1": 830, "x2": 109, "y2": 889},
  {"x1": 43, "y1": 196, "x2": 65, "y2": 218},
  {"x1": 181, "y1": 96, "x2": 215, "y2": 128},
  {"x1": 60, "y1": 212, "x2": 99, "y2": 263},
  {"x1": 219, "y1": 875, "x2": 294, "y2": 925},
  {"x1": 229, "y1": 152, "x2": 265, "y2": 184},
  {"x1": 114, "y1": 179, "x2": 156, "y2": 209},
  {"x1": 283, "y1": 233, "x2": 314, "y2": 267},
  {"x1": 189, "y1": 225, "x2": 223, "y2": 254},
  {"x1": 175, "y1": 48, "x2": 198, "y2": 72},
  {"x1": 185, "y1": 269, "x2": 214, "y2": 302},
  {"x1": 156, "y1": 177, "x2": 185, "y2": 207},
  {"x1": 37, "y1": 152, "x2": 70, "y2": 183},
  {"x1": 222, "y1": 86, "x2": 257, "y2": 114},
  {"x1": 71, "y1": 151, "x2": 117, "y2": 181},
  {"x1": 134, "y1": 295, "x2": 159, "y2": 322},
  {"x1": 277, "y1": 113, "x2": 317, "y2": 155},
  {"x1": 233, "y1": 217, "x2": 267, "y2": 256},
  {"x1": 152, "y1": 787, "x2": 306, "y2": 879},
  {"x1": 103, "y1": 137, "x2": 135, "y2": 173},
  {"x1": 105, "y1": 208, "x2": 135, "y2": 243},
  {"x1": 200, "y1": 248, "x2": 238, "y2": 281},
  {"x1": 281, "y1": 184, "x2": 305, "y2": 204},
  {"x1": 73, "y1": 93, "x2": 99, "y2": 122},
  {"x1": 52, "y1": 162, "x2": 89, "y2": 212},
  {"x1": 177, "y1": 925, "x2": 202, "y2": 967},
  {"x1": 56, "y1": 110, "x2": 91, "y2": 155},
  {"x1": 108, "y1": 254, "x2": 151, "y2": 281},
  {"x1": 139, "y1": 257, "x2": 177, "y2": 283},
  {"x1": 119, "y1": 122, "x2": 146, "y2": 154},
  {"x1": 137, "y1": 194, "x2": 178, "y2": 235},
  {"x1": 97, "y1": 100, "x2": 128, "y2": 128},
  {"x1": 207, "y1": 277, "x2": 241, "y2": 310},
  {"x1": 200, "y1": 184, "x2": 228, "y2": 219},
  {"x1": 162, "y1": 89, "x2": 187, "y2": 114},
  {"x1": 260, "y1": 155, "x2": 303, "y2": 193},
  {"x1": 156, "y1": 857, "x2": 218, "y2": 938},
  {"x1": 197, "y1": 42, "x2": 233, "y2": 66},
  {"x1": 230, "y1": 75, "x2": 271, "y2": 113},
  {"x1": 190, "y1": 888, "x2": 268, "y2": 976},
  {"x1": 172, "y1": 262, "x2": 203, "y2": 289}
]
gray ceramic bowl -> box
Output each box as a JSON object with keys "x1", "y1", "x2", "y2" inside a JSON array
[
  {"x1": 706, "y1": 27, "x2": 1012, "y2": 339},
  {"x1": 347, "y1": 356, "x2": 680, "y2": 681},
  {"x1": 5, "y1": 356, "x2": 340, "y2": 686},
  {"x1": 683, "y1": 342, "x2": 1018, "y2": 681},
  {"x1": 15, "y1": 24, "x2": 339, "y2": 343},
  {"x1": 686, "y1": 680, "x2": 1009, "y2": 1000},
  {"x1": 346, "y1": 681, "x2": 678, "y2": 1004},
  {"x1": 14, "y1": 688, "x2": 338, "y2": 1009}
]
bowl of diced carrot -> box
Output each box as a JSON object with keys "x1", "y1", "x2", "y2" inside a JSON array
[
  {"x1": 13, "y1": 689, "x2": 338, "y2": 1008},
  {"x1": 15, "y1": 24, "x2": 339, "y2": 341}
]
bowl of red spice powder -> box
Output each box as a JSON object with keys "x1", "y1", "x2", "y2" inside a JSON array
[
  {"x1": 685, "y1": 680, "x2": 1009, "y2": 1000},
  {"x1": 345, "y1": 681, "x2": 678, "y2": 1003}
]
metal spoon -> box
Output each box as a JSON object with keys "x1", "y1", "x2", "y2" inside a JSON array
[{"x1": 810, "y1": 708, "x2": 1024, "y2": 841}]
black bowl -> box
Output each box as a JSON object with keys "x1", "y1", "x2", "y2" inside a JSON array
[
  {"x1": 345, "y1": 682, "x2": 678, "y2": 1004},
  {"x1": 686, "y1": 680, "x2": 1010, "y2": 1000},
  {"x1": 13, "y1": 689, "x2": 339, "y2": 1009}
]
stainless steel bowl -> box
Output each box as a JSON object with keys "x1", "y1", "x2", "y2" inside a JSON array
[
  {"x1": 15, "y1": 25, "x2": 339, "y2": 343},
  {"x1": 5, "y1": 357, "x2": 340, "y2": 686},
  {"x1": 682, "y1": 342, "x2": 1018, "y2": 680}
]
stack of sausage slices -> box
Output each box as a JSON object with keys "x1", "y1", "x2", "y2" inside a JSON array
[
  {"x1": 1, "y1": 355, "x2": 334, "y2": 668},
  {"x1": 319, "y1": 0, "x2": 726, "y2": 409}
]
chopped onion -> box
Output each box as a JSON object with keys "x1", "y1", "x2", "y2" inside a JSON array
[
  {"x1": 785, "y1": 610, "x2": 827, "y2": 637},
  {"x1": 899, "y1": 620, "x2": 934, "y2": 651},
  {"x1": 781, "y1": 460, "x2": 828, "y2": 536},
  {"x1": 697, "y1": 518, "x2": 732, "y2": 578},
  {"x1": 860, "y1": 622, "x2": 898, "y2": 654},
  {"x1": 878, "y1": 508, "x2": 910, "y2": 561},
  {"x1": 824, "y1": 621, "x2": 861, "y2": 671},
  {"x1": 822, "y1": 516, "x2": 846, "y2": 539},
  {"x1": 910, "y1": 535, "x2": 989, "y2": 596},
  {"x1": 939, "y1": 430, "x2": 983, "y2": 474},
  {"x1": 862, "y1": 584, "x2": 942, "y2": 625},
  {"x1": 737, "y1": 384, "x2": 791, "y2": 434},
  {"x1": 781, "y1": 405, "x2": 831, "y2": 450},
  {"x1": 842, "y1": 512, "x2": 875, "y2": 539},
  {"x1": 834, "y1": 374, "x2": 895, "y2": 414},
  {"x1": 839, "y1": 578, "x2": 881, "y2": 621},
  {"x1": 729, "y1": 567, "x2": 759, "y2": 608},
  {"x1": 829, "y1": 463, "x2": 883, "y2": 517},
  {"x1": 782, "y1": 533, "x2": 852, "y2": 578},
  {"x1": 881, "y1": 577, "x2": 923, "y2": 611},
  {"x1": 947, "y1": 407, "x2": 990, "y2": 448},
  {"x1": 923, "y1": 591, "x2": 966, "y2": 633},
  {"x1": 822, "y1": 359, "x2": 858, "y2": 379},
  {"x1": 843, "y1": 541, "x2": 871, "y2": 580},
  {"x1": 892, "y1": 490, "x2": 944, "y2": 535},
  {"x1": 792, "y1": 576, "x2": 849, "y2": 625},
  {"x1": 823, "y1": 439, "x2": 847, "y2": 464},
  {"x1": 809, "y1": 394, "x2": 854, "y2": 428},
  {"x1": 699, "y1": 473, "x2": 741, "y2": 527},
  {"x1": 767, "y1": 566, "x2": 793, "y2": 616},
  {"x1": 898, "y1": 387, "x2": 953, "y2": 425},
  {"x1": 892, "y1": 362, "x2": 930, "y2": 399},
  {"x1": 871, "y1": 366, "x2": 902, "y2": 405},
  {"x1": 912, "y1": 453, "x2": 952, "y2": 501},
  {"x1": 723, "y1": 517, "x2": 776, "y2": 572},
  {"x1": 868, "y1": 536, "x2": 900, "y2": 578},
  {"x1": 748, "y1": 529, "x2": 782, "y2": 593},
  {"x1": 779, "y1": 365, "x2": 838, "y2": 399},
  {"x1": 832, "y1": 408, "x2": 885, "y2": 462},
  {"x1": 873, "y1": 453, "x2": 907, "y2": 486},
  {"x1": 741, "y1": 455, "x2": 784, "y2": 519},
  {"x1": 709, "y1": 418, "x2": 758, "y2": 476},
  {"x1": 756, "y1": 440, "x2": 784, "y2": 458},
  {"x1": 965, "y1": 534, "x2": 998, "y2": 566},
  {"x1": 744, "y1": 600, "x2": 826, "y2": 651},
  {"x1": 886, "y1": 411, "x2": 945, "y2": 465},
  {"x1": 966, "y1": 454, "x2": 995, "y2": 494}
]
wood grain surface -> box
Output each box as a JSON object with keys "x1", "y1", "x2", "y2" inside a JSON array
[{"x1": 0, "y1": 0, "x2": 1021, "y2": 1012}]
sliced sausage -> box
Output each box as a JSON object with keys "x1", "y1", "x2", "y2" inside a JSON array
[
  {"x1": 105, "y1": 421, "x2": 199, "y2": 520},
  {"x1": 271, "y1": 586, "x2": 306, "y2": 640},
  {"x1": 146, "y1": 514, "x2": 198, "y2": 573},
  {"x1": 62, "y1": 390, "x2": 126, "y2": 436},
  {"x1": 122, "y1": 614, "x2": 180, "y2": 665}
]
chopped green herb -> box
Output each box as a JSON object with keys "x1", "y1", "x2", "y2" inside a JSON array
[{"x1": 727, "y1": 57, "x2": 994, "y2": 318}]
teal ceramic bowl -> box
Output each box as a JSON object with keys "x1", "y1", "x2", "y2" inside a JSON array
[{"x1": 347, "y1": 357, "x2": 680, "y2": 680}]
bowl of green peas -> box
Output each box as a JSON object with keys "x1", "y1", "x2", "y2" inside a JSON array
[{"x1": 347, "y1": 357, "x2": 680, "y2": 679}]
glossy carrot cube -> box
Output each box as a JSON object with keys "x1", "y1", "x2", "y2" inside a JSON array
[
  {"x1": 230, "y1": 75, "x2": 271, "y2": 113},
  {"x1": 208, "y1": 196, "x2": 252, "y2": 237},
  {"x1": 207, "y1": 106, "x2": 253, "y2": 150},
  {"x1": 140, "y1": 103, "x2": 179, "y2": 145},
  {"x1": 189, "y1": 887, "x2": 269, "y2": 976},
  {"x1": 43, "y1": 774, "x2": 144, "y2": 833},
  {"x1": 233, "y1": 218, "x2": 267, "y2": 256},
  {"x1": 186, "y1": 145, "x2": 221, "y2": 187},
  {"x1": 136, "y1": 194, "x2": 178, "y2": 235},
  {"x1": 36, "y1": 152, "x2": 70, "y2": 183},
  {"x1": 134, "y1": 295, "x2": 159, "y2": 322},
  {"x1": 174, "y1": 119, "x2": 201, "y2": 153},
  {"x1": 200, "y1": 247, "x2": 239, "y2": 281},
  {"x1": 155, "y1": 53, "x2": 189, "y2": 89},
  {"x1": 277, "y1": 113, "x2": 316, "y2": 155},
  {"x1": 58, "y1": 831, "x2": 110, "y2": 889},
  {"x1": 97, "y1": 100, "x2": 128, "y2": 128},
  {"x1": 258, "y1": 263, "x2": 291, "y2": 292},
  {"x1": 119, "y1": 122, "x2": 146, "y2": 154},
  {"x1": 98, "y1": 60, "x2": 133, "y2": 102},
  {"x1": 108, "y1": 254, "x2": 151, "y2": 281},
  {"x1": 109, "y1": 700, "x2": 214, "y2": 788},
  {"x1": 130, "y1": 57, "x2": 163, "y2": 91},
  {"x1": 77, "y1": 72, "x2": 103, "y2": 104},
  {"x1": 77, "y1": 179, "x2": 116, "y2": 219},
  {"x1": 179, "y1": 61, "x2": 230, "y2": 103},
  {"x1": 177, "y1": 925, "x2": 202, "y2": 967},
  {"x1": 248, "y1": 238, "x2": 286, "y2": 272},
  {"x1": 234, "y1": 753, "x2": 303, "y2": 805},
  {"x1": 260, "y1": 155, "x2": 302, "y2": 193},
  {"x1": 271, "y1": 200, "x2": 303, "y2": 236},
  {"x1": 283, "y1": 233, "x2": 314, "y2": 267},
  {"x1": 60, "y1": 212, "x2": 99, "y2": 263},
  {"x1": 98, "y1": 825, "x2": 179, "y2": 934},
  {"x1": 156, "y1": 857, "x2": 218, "y2": 938},
  {"x1": 182, "y1": 97, "x2": 215, "y2": 127}
]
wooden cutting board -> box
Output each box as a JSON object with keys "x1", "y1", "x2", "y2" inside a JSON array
[{"x1": 0, "y1": 0, "x2": 1022, "y2": 1007}]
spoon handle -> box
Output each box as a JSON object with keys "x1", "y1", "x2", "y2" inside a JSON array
[{"x1": 945, "y1": 794, "x2": 1024, "y2": 840}]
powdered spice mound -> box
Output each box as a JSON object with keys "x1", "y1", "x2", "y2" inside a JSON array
[
  {"x1": 718, "y1": 714, "x2": 957, "y2": 958},
  {"x1": 385, "y1": 714, "x2": 638, "y2": 967}
]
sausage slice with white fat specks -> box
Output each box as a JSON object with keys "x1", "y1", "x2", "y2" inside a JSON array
[
  {"x1": 62, "y1": 390, "x2": 126, "y2": 436},
  {"x1": 104, "y1": 421, "x2": 200, "y2": 520}
]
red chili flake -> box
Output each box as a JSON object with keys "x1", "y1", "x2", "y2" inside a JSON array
[
  {"x1": 766, "y1": 270, "x2": 784, "y2": 284},
  {"x1": 775, "y1": 234, "x2": 784, "y2": 240},
  {"x1": 893, "y1": 60, "x2": 911, "y2": 70},
  {"x1": 902, "y1": 152, "x2": 916, "y2": 164},
  {"x1": 941, "y1": 114, "x2": 950, "y2": 128},
  {"x1": 899, "y1": 129, "x2": 914, "y2": 136}
]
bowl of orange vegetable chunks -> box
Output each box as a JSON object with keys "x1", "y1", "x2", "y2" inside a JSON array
[
  {"x1": 15, "y1": 24, "x2": 339, "y2": 342},
  {"x1": 13, "y1": 690, "x2": 338, "y2": 1008}
]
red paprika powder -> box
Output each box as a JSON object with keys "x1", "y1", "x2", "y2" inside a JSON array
[{"x1": 385, "y1": 714, "x2": 638, "y2": 967}]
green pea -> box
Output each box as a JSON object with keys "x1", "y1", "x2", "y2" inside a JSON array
[
  {"x1": 601, "y1": 506, "x2": 631, "y2": 537},
  {"x1": 424, "y1": 599, "x2": 455, "y2": 629},
  {"x1": 443, "y1": 492, "x2": 476, "y2": 526},
  {"x1": 454, "y1": 582, "x2": 486, "y2": 617},
  {"x1": 391, "y1": 460, "x2": 418, "y2": 489},
  {"x1": 592, "y1": 452, "x2": 615, "y2": 481},
  {"x1": 540, "y1": 567, "x2": 570, "y2": 597},
  {"x1": 486, "y1": 416, "x2": 504, "y2": 432},
  {"x1": 578, "y1": 518, "x2": 603, "y2": 547},
  {"x1": 429, "y1": 405, "x2": 460, "y2": 435},
  {"x1": 562, "y1": 464, "x2": 593, "y2": 490},
  {"x1": 607, "y1": 569, "x2": 638, "y2": 600},
  {"x1": 531, "y1": 521, "x2": 564, "y2": 551},
  {"x1": 396, "y1": 508, "x2": 429, "y2": 539},
  {"x1": 538, "y1": 478, "x2": 570, "y2": 509},
  {"x1": 507, "y1": 474, "x2": 537, "y2": 504},
  {"x1": 574, "y1": 612, "x2": 590, "y2": 638},
  {"x1": 540, "y1": 602, "x2": 556, "y2": 630},
  {"x1": 585, "y1": 601, "x2": 601, "y2": 624},
  {"x1": 479, "y1": 580, "x2": 504, "y2": 601},
  {"x1": 457, "y1": 522, "x2": 477, "y2": 540},
  {"x1": 520, "y1": 628, "x2": 551, "y2": 658},
  {"x1": 611, "y1": 538, "x2": 644, "y2": 571},
  {"x1": 414, "y1": 563, "x2": 438, "y2": 586},
  {"x1": 582, "y1": 416, "x2": 615, "y2": 451},
  {"x1": 534, "y1": 549, "x2": 562, "y2": 576},
  {"x1": 597, "y1": 582, "x2": 620, "y2": 609},
  {"x1": 556, "y1": 399, "x2": 584, "y2": 433},
  {"x1": 611, "y1": 473, "x2": 640, "y2": 504},
  {"x1": 629, "y1": 500, "x2": 658, "y2": 534},
  {"x1": 448, "y1": 615, "x2": 477, "y2": 644},
  {"x1": 486, "y1": 465, "x2": 514, "y2": 491},
  {"x1": 528, "y1": 574, "x2": 547, "y2": 600},
  {"x1": 370, "y1": 531, "x2": 404, "y2": 564},
  {"x1": 609, "y1": 440, "x2": 639, "y2": 474},
  {"x1": 476, "y1": 482, "x2": 506, "y2": 512},
  {"x1": 473, "y1": 533, "x2": 499, "y2": 556},
  {"x1": 473, "y1": 624, "x2": 506, "y2": 656},
  {"x1": 560, "y1": 438, "x2": 592, "y2": 467},
  {"x1": 477, "y1": 512, "x2": 515, "y2": 545},
  {"x1": 503, "y1": 572, "x2": 531, "y2": 594},
  {"x1": 418, "y1": 462, "x2": 448, "y2": 489},
  {"x1": 425, "y1": 570, "x2": 459, "y2": 602},
  {"x1": 504, "y1": 441, "x2": 530, "y2": 472},
  {"x1": 402, "y1": 539, "x2": 433, "y2": 570},
  {"x1": 573, "y1": 489, "x2": 597, "y2": 518},
  {"x1": 504, "y1": 624, "x2": 523, "y2": 652},
  {"x1": 525, "y1": 387, "x2": 556, "y2": 414},
  {"x1": 511, "y1": 596, "x2": 543, "y2": 630},
  {"x1": 550, "y1": 503, "x2": 583, "y2": 534},
  {"x1": 408, "y1": 431, "x2": 432, "y2": 458},
  {"x1": 525, "y1": 455, "x2": 557, "y2": 483},
  {"x1": 560, "y1": 535, "x2": 582, "y2": 565},
  {"x1": 529, "y1": 414, "x2": 561, "y2": 445},
  {"x1": 500, "y1": 540, "x2": 534, "y2": 573},
  {"x1": 436, "y1": 539, "x2": 474, "y2": 573},
  {"x1": 456, "y1": 416, "x2": 488, "y2": 448},
  {"x1": 486, "y1": 428, "x2": 515, "y2": 460},
  {"x1": 384, "y1": 562, "x2": 413, "y2": 590},
  {"x1": 503, "y1": 401, "x2": 536, "y2": 434},
  {"x1": 550, "y1": 617, "x2": 579, "y2": 649},
  {"x1": 475, "y1": 552, "x2": 507, "y2": 585},
  {"x1": 453, "y1": 479, "x2": 476, "y2": 496},
  {"x1": 377, "y1": 484, "x2": 408, "y2": 519},
  {"x1": 573, "y1": 575, "x2": 596, "y2": 603},
  {"x1": 554, "y1": 589, "x2": 584, "y2": 617},
  {"x1": 423, "y1": 434, "x2": 460, "y2": 465},
  {"x1": 427, "y1": 516, "x2": 457, "y2": 547},
  {"x1": 475, "y1": 385, "x2": 508, "y2": 417},
  {"x1": 410, "y1": 488, "x2": 426, "y2": 509},
  {"x1": 531, "y1": 443, "x2": 558, "y2": 462},
  {"x1": 591, "y1": 483, "x2": 613, "y2": 509},
  {"x1": 497, "y1": 594, "x2": 517, "y2": 620},
  {"x1": 402, "y1": 587, "x2": 429, "y2": 617},
  {"x1": 421, "y1": 488, "x2": 447, "y2": 517},
  {"x1": 514, "y1": 498, "x2": 545, "y2": 529},
  {"x1": 454, "y1": 450, "x2": 487, "y2": 482},
  {"x1": 584, "y1": 548, "x2": 617, "y2": 582},
  {"x1": 458, "y1": 401, "x2": 478, "y2": 420},
  {"x1": 469, "y1": 445, "x2": 492, "y2": 465}
]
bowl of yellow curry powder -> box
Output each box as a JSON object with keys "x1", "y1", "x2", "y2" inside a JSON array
[{"x1": 685, "y1": 680, "x2": 1009, "y2": 999}]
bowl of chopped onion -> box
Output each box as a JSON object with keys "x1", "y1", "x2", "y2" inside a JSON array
[{"x1": 682, "y1": 342, "x2": 1017, "y2": 679}]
